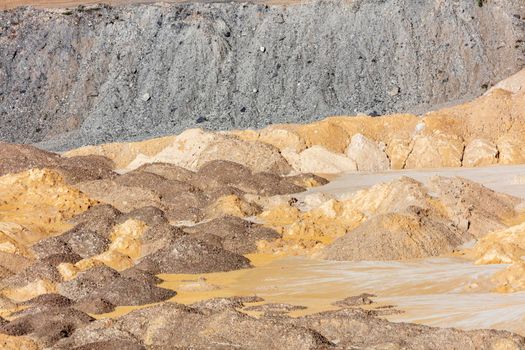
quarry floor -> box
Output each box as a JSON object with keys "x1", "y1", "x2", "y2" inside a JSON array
[{"x1": 97, "y1": 164, "x2": 525, "y2": 335}]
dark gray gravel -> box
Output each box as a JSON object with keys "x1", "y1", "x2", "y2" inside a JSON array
[{"x1": 0, "y1": 0, "x2": 524, "y2": 150}]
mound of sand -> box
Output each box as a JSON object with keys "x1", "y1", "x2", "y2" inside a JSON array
[
  {"x1": 320, "y1": 207, "x2": 467, "y2": 261},
  {"x1": 259, "y1": 176, "x2": 520, "y2": 260},
  {"x1": 0, "y1": 169, "x2": 97, "y2": 238}
]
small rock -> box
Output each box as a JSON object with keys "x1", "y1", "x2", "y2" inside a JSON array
[
  {"x1": 141, "y1": 93, "x2": 151, "y2": 102},
  {"x1": 388, "y1": 86, "x2": 400, "y2": 96},
  {"x1": 332, "y1": 293, "x2": 376, "y2": 308},
  {"x1": 196, "y1": 116, "x2": 208, "y2": 124},
  {"x1": 259, "y1": 46, "x2": 266, "y2": 52}
]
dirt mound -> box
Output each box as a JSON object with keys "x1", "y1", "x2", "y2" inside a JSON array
[
  {"x1": 75, "y1": 179, "x2": 163, "y2": 213},
  {"x1": 0, "y1": 143, "x2": 116, "y2": 184},
  {"x1": 139, "y1": 223, "x2": 186, "y2": 257},
  {"x1": 47, "y1": 301, "x2": 525, "y2": 350},
  {"x1": 184, "y1": 215, "x2": 280, "y2": 254},
  {"x1": 460, "y1": 221, "x2": 525, "y2": 293},
  {"x1": 427, "y1": 176, "x2": 520, "y2": 238},
  {"x1": 117, "y1": 206, "x2": 168, "y2": 227},
  {"x1": 134, "y1": 236, "x2": 251, "y2": 274},
  {"x1": 259, "y1": 176, "x2": 520, "y2": 259},
  {"x1": 290, "y1": 307, "x2": 525, "y2": 350},
  {"x1": 74, "y1": 158, "x2": 312, "y2": 223},
  {"x1": 258, "y1": 198, "x2": 364, "y2": 256},
  {"x1": 197, "y1": 137, "x2": 292, "y2": 176},
  {"x1": 50, "y1": 302, "x2": 331, "y2": 350},
  {"x1": 0, "y1": 333, "x2": 39, "y2": 350},
  {"x1": 73, "y1": 296, "x2": 115, "y2": 315},
  {"x1": 491, "y1": 261, "x2": 525, "y2": 293},
  {"x1": 115, "y1": 171, "x2": 197, "y2": 200},
  {"x1": 57, "y1": 265, "x2": 175, "y2": 305},
  {"x1": 69, "y1": 204, "x2": 122, "y2": 238},
  {"x1": 32, "y1": 226, "x2": 110, "y2": 260},
  {"x1": 467, "y1": 222, "x2": 525, "y2": 265},
  {"x1": 197, "y1": 160, "x2": 308, "y2": 196},
  {"x1": 320, "y1": 207, "x2": 468, "y2": 261},
  {"x1": 0, "y1": 308, "x2": 94, "y2": 347},
  {"x1": 0, "y1": 143, "x2": 61, "y2": 176},
  {"x1": 134, "y1": 162, "x2": 201, "y2": 185},
  {"x1": 118, "y1": 129, "x2": 291, "y2": 175}
]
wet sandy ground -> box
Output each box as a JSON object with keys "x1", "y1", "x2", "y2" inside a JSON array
[{"x1": 96, "y1": 255, "x2": 525, "y2": 335}]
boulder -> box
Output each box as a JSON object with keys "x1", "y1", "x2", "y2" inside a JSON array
[
  {"x1": 258, "y1": 126, "x2": 307, "y2": 152},
  {"x1": 346, "y1": 133, "x2": 390, "y2": 172},
  {"x1": 497, "y1": 136, "x2": 525, "y2": 165},
  {"x1": 462, "y1": 139, "x2": 498, "y2": 167},
  {"x1": 385, "y1": 138, "x2": 413, "y2": 170},
  {"x1": 283, "y1": 146, "x2": 357, "y2": 174},
  {"x1": 405, "y1": 132, "x2": 464, "y2": 169}
]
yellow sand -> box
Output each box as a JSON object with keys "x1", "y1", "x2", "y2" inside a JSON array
[{"x1": 0, "y1": 169, "x2": 96, "y2": 240}]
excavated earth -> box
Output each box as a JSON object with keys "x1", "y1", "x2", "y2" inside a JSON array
[
  {"x1": 1, "y1": 139, "x2": 525, "y2": 349},
  {"x1": 1, "y1": 74, "x2": 525, "y2": 347},
  {"x1": 4, "y1": 1, "x2": 525, "y2": 349},
  {"x1": 1, "y1": 0, "x2": 525, "y2": 149}
]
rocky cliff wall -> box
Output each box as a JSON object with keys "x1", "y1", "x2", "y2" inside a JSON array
[{"x1": 1, "y1": 0, "x2": 524, "y2": 149}]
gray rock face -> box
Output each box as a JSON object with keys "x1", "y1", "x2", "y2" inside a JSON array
[{"x1": 1, "y1": 0, "x2": 524, "y2": 150}]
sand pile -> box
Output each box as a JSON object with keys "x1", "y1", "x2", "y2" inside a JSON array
[
  {"x1": 468, "y1": 222, "x2": 525, "y2": 265},
  {"x1": 460, "y1": 221, "x2": 525, "y2": 292},
  {"x1": 491, "y1": 262, "x2": 525, "y2": 293},
  {"x1": 320, "y1": 207, "x2": 466, "y2": 261},
  {"x1": 0, "y1": 333, "x2": 39, "y2": 350},
  {"x1": 68, "y1": 129, "x2": 292, "y2": 175},
  {"x1": 74, "y1": 160, "x2": 318, "y2": 224},
  {"x1": 258, "y1": 176, "x2": 521, "y2": 260},
  {"x1": 0, "y1": 169, "x2": 97, "y2": 239},
  {"x1": 0, "y1": 143, "x2": 116, "y2": 185},
  {"x1": 258, "y1": 198, "x2": 365, "y2": 256}
]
